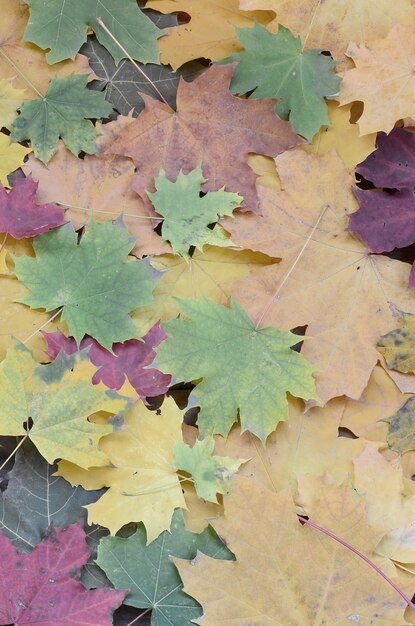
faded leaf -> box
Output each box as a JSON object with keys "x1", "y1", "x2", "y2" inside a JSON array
[
  {"x1": 0, "y1": 133, "x2": 31, "y2": 188},
  {"x1": 378, "y1": 313, "x2": 415, "y2": 375},
  {"x1": 382, "y1": 397, "x2": 415, "y2": 455},
  {"x1": 0, "y1": 79, "x2": 25, "y2": 129}
]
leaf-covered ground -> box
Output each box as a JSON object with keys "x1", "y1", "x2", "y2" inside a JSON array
[{"x1": 1, "y1": 1, "x2": 415, "y2": 624}]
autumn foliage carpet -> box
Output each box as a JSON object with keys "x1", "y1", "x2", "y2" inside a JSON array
[{"x1": 1, "y1": 0, "x2": 415, "y2": 624}]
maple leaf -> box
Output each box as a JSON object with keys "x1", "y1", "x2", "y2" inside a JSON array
[
  {"x1": 349, "y1": 129, "x2": 415, "y2": 256},
  {"x1": 227, "y1": 149, "x2": 415, "y2": 402},
  {"x1": 239, "y1": 0, "x2": 415, "y2": 64},
  {"x1": 23, "y1": 141, "x2": 169, "y2": 258},
  {"x1": 14, "y1": 220, "x2": 157, "y2": 350},
  {"x1": 105, "y1": 64, "x2": 301, "y2": 213},
  {"x1": 43, "y1": 323, "x2": 171, "y2": 401},
  {"x1": 175, "y1": 437, "x2": 247, "y2": 502},
  {"x1": 24, "y1": 0, "x2": 162, "y2": 65},
  {"x1": 381, "y1": 397, "x2": 415, "y2": 456},
  {"x1": 57, "y1": 397, "x2": 186, "y2": 541},
  {"x1": 0, "y1": 132, "x2": 31, "y2": 188},
  {"x1": 0, "y1": 340, "x2": 130, "y2": 467},
  {"x1": 0, "y1": 523, "x2": 125, "y2": 625},
  {"x1": 11, "y1": 74, "x2": 113, "y2": 164},
  {"x1": 96, "y1": 509, "x2": 233, "y2": 624},
  {"x1": 0, "y1": 177, "x2": 65, "y2": 239},
  {"x1": 132, "y1": 245, "x2": 276, "y2": 335},
  {"x1": 377, "y1": 313, "x2": 415, "y2": 375},
  {"x1": 83, "y1": 36, "x2": 203, "y2": 116},
  {"x1": 176, "y1": 477, "x2": 407, "y2": 624},
  {"x1": 0, "y1": 0, "x2": 92, "y2": 95},
  {"x1": 145, "y1": 0, "x2": 274, "y2": 69},
  {"x1": 148, "y1": 165, "x2": 242, "y2": 255},
  {"x1": 0, "y1": 79, "x2": 25, "y2": 129},
  {"x1": 155, "y1": 298, "x2": 318, "y2": 440},
  {"x1": 339, "y1": 24, "x2": 415, "y2": 135},
  {"x1": 221, "y1": 22, "x2": 341, "y2": 141},
  {"x1": 0, "y1": 440, "x2": 101, "y2": 551}
]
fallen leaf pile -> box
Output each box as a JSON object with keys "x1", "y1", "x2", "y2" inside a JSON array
[{"x1": 2, "y1": 1, "x2": 415, "y2": 624}]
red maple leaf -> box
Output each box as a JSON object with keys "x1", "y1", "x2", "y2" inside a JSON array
[{"x1": 0, "y1": 524, "x2": 125, "y2": 625}]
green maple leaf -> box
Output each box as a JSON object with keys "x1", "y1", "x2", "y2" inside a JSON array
[
  {"x1": 220, "y1": 22, "x2": 341, "y2": 141},
  {"x1": 11, "y1": 74, "x2": 113, "y2": 164},
  {"x1": 96, "y1": 509, "x2": 233, "y2": 625},
  {"x1": 155, "y1": 298, "x2": 318, "y2": 440},
  {"x1": 147, "y1": 165, "x2": 242, "y2": 256},
  {"x1": 0, "y1": 340, "x2": 130, "y2": 468},
  {"x1": 174, "y1": 436, "x2": 248, "y2": 502},
  {"x1": 24, "y1": 0, "x2": 162, "y2": 65},
  {"x1": 14, "y1": 220, "x2": 157, "y2": 350}
]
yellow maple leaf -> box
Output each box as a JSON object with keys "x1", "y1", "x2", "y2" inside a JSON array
[
  {"x1": 177, "y1": 476, "x2": 408, "y2": 624},
  {"x1": 145, "y1": 0, "x2": 274, "y2": 69},
  {"x1": 339, "y1": 24, "x2": 415, "y2": 134},
  {"x1": 228, "y1": 149, "x2": 415, "y2": 403},
  {"x1": 239, "y1": 0, "x2": 415, "y2": 64},
  {"x1": 57, "y1": 397, "x2": 186, "y2": 542},
  {"x1": 23, "y1": 142, "x2": 168, "y2": 258},
  {"x1": 0, "y1": 79, "x2": 26, "y2": 129},
  {"x1": 377, "y1": 313, "x2": 415, "y2": 375},
  {"x1": 0, "y1": 133, "x2": 30, "y2": 187},
  {"x1": 132, "y1": 245, "x2": 275, "y2": 335}
]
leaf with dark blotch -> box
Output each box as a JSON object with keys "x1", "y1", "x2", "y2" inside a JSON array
[
  {"x1": 382, "y1": 397, "x2": 415, "y2": 455},
  {"x1": 0, "y1": 523, "x2": 125, "y2": 625},
  {"x1": 83, "y1": 36, "x2": 203, "y2": 116},
  {"x1": 0, "y1": 440, "x2": 103, "y2": 552}
]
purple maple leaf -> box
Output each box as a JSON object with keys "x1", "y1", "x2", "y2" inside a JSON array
[
  {"x1": 43, "y1": 323, "x2": 171, "y2": 401},
  {"x1": 0, "y1": 524, "x2": 125, "y2": 625},
  {"x1": 0, "y1": 177, "x2": 66, "y2": 238}
]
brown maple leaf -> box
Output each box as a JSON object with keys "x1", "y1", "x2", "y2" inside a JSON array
[{"x1": 105, "y1": 64, "x2": 301, "y2": 213}]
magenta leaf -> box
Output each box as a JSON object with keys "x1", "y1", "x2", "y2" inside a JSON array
[
  {"x1": 0, "y1": 523, "x2": 126, "y2": 625},
  {"x1": 43, "y1": 323, "x2": 171, "y2": 400},
  {"x1": 357, "y1": 128, "x2": 415, "y2": 189},
  {"x1": 0, "y1": 177, "x2": 66, "y2": 238}
]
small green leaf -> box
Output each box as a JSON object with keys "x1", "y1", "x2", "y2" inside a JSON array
[
  {"x1": 148, "y1": 165, "x2": 242, "y2": 255},
  {"x1": 96, "y1": 509, "x2": 233, "y2": 625},
  {"x1": 14, "y1": 220, "x2": 157, "y2": 349},
  {"x1": 219, "y1": 22, "x2": 341, "y2": 141},
  {"x1": 155, "y1": 298, "x2": 319, "y2": 440},
  {"x1": 11, "y1": 74, "x2": 113, "y2": 164},
  {"x1": 175, "y1": 436, "x2": 248, "y2": 502},
  {"x1": 24, "y1": 0, "x2": 162, "y2": 65}
]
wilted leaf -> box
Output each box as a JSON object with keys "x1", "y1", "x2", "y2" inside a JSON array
[
  {"x1": 0, "y1": 133, "x2": 31, "y2": 188},
  {"x1": 0, "y1": 340, "x2": 131, "y2": 467},
  {"x1": 0, "y1": 79, "x2": 25, "y2": 128},
  {"x1": 148, "y1": 165, "x2": 242, "y2": 255},
  {"x1": 14, "y1": 220, "x2": 157, "y2": 349},
  {"x1": 221, "y1": 22, "x2": 341, "y2": 140},
  {"x1": 382, "y1": 397, "x2": 415, "y2": 455},
  {"x1": 175, "y1": 437, "x2": 247, "y2": 502},
  {"x1": 105, "y1": 64, "x2": 301, "y2": 212},
  {"x1": 339, "y1": 24, "x2": 415, "y2": 134},
  {"x1": 24, "y1": 0, "x2": 162, "y2": 65},
  {"x1": 0, "y1": 523, "x2": 125, "y2": 625},
  {"x1": 176, "y1": 477, "x2": 407, "y2": 624},
  {"x1": 96, "y1": 509, "x2": 233, "y2": 625},
  {"x1": 11, "y1": 74, "x2": 113, "y2": 164},
  {"x1": 378, "y1": 313, "x2": 415, "y2": 375},
  {"x1": 155, "y1": 298, "x2": 318, "y2": 440},
  {"x1": 57, "y1": 397, "x2": 186, "y2": 542},
  {"x1": 0, "y1": 177, "x2": 65, "y2": 238}
]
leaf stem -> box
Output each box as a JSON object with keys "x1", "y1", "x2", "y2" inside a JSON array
[
  {"x1": 298, "y1": 515, "x2": 415, "y2": 612},
  {"x1": 22, "y1": 307, "x2": 62, "y2": 345},
  {"x1": 0, "y1": 434, "x2": 28, "y2": 473},
  {"x1": 95, "y1": 17, "x2": 172, "y2": 109},
  {"x1": 0, "y1": 232, "x2": 8, "y2": 255},
  {"x1": 57, "y1": 201, "x2": 159, "y2": 220},
  {"x1": 125, "y1": 607, "x2": 152, "y2": 625},
  {"x1": 0, "y1": 48, "x2": 43, "y2": 98}
]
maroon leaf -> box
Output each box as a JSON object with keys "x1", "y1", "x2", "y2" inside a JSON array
[
  {"x1": 0, "y1": 177, "x2": 66, "y2": 238},
  {"x1": 42, "y1": 323, "x2": 171, "y2": 400},
  {"x1": 0, "y1": 524, "x2": 125, "y2": 625},
  {"x1": 357, "y1": 128, "x2": 415, "y2": 189}
]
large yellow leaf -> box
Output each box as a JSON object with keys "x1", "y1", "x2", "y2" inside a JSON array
[
  {"x1": 228, "y1": 150, "x2": 415, "y2": 402},
  {"x1": 339, "y1": 24, "x2": 415, "y2": 135},
  {"x1": 239, "y1": 0, "x2": 415, "y2": 64},
  {"x1": 132, "y1": 245, "x2": 276, "y2": 335},
  {"x1": 23, "y1": 142, "x2": 168, "y2": 258},
  {"x1": 145, "y1": 0, "x2": 274, "y2": 69},
  {"x1": 57, "y1": 397, "x2": 186, "y2": 542},
  {"x1": 0, "y1": 0, "x2": 92, "y2": 95},
  {"x1": 0, "y1": 132, "x2": 30, "y2": 187},
  {"x1": 177, "y1": 476, "x2": 408, "y2": 624}
]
